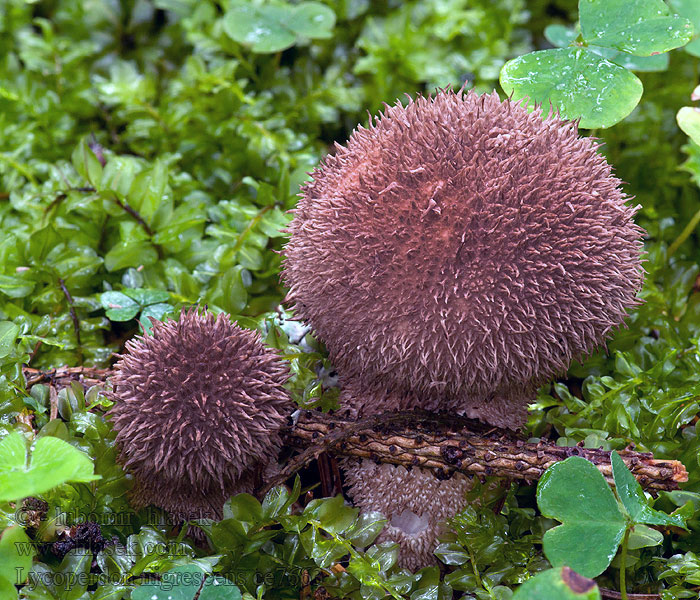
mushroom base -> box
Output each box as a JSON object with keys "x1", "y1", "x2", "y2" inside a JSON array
[{"x1": 341, "y1": 458, "x2": 472, "y2": 570}]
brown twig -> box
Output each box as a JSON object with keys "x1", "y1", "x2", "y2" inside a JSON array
[
  {"x1": 111, "y1": 193, "x2": 154, "y2": 238},
  {"x1": 63, "y1": 185, "x2": 155, "y2": 241},
  {"x1": 260, "y1": 410, "x2": 688, "y2": 496},
  {"x1": 49, "y1": 385, "x2": 58, "y2": 421},
  {"x1": 57, "y1": 278, "x2": 82, "y2": 355},
  {"x1": 23, "y1": 366, "x2": 111, "y2": 389}
]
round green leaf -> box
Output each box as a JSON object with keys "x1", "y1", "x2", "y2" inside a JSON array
[
  {"x1": 537, "y1": 456, "x2": 627, "y2": 578},
  {"x1": 287, "y1": 2, "x2": 336, "y2": 39},
  {"x1": 500, "y1": 48, "x2": 643, "y2": 129},
  {"x1": 670, "y1": 0, "x2": 700, "y2": 29},
  {"x1": 100, "y1": 291, "x2": 140, "y2": 321},
  {"x1": 580, "y1": 0, "x2": 693, "y2": 56},
  {"x1": 513, "y1": 567, "x2": 601, "y2": 600},
  {"x1": 223, "y1": 4, "x2": 296, "y2": 53},
  {"x1": 0, "y1": 433, "x2": 100, "y2": 502},
  {"x1": 677, "y1": 106, "x2": 700, "y2": 145},
  {"x1": 671, "y1": 0, "x2": 700, "y2": 55}
]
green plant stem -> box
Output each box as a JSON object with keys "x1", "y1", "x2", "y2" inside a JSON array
[
  {"x1": 467, "y1": 547, "x2": 483, "y2": 589},
  {"x1": 619, "y1": 525, "x2": 631, "y2": 600},
  {"x1": 667, "y1": 205, "x2": 700, "y2": 258}
]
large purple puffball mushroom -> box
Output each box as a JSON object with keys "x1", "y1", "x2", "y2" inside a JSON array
[
  {"x1": 283, "y1": 89, "x2": 644, "y2": 429},
  {"x1": 282, "y1": 89, "x2": 645, "y2": 570},
  {"x1": 109, "y1": 308, "x2": 292, "y2": 526}
]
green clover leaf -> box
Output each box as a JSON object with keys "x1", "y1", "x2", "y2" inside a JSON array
[{"x1": 537, "y1": 456, "x2": 627, "y2": 578}]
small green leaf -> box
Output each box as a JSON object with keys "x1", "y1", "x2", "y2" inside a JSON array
[
  {"x1": 686, "y1": 37, "x2": 700, "y2": 56},
  {"x1": 223, "y1": 493, "x2": 263, "y2": 525},
  {"x1": 304, "y1": 495, "x2": 358, "y2": 534},
  {"x1": 223, "y1": 3, "x2": 296, "y2": 53},
  {"x1": 287, "y1": 2, "x2": 336, "y2": 39},
  {"x1": 198, "y1": 576, "x2": 242, "y2": 600},
  {"x1": 579, "y1": 0, "x2": 693, "y2": 56},
  {"x1": 262, "y1": 485, "x2": 292, "y2": 520},
  {"x1": 123, "y1": 288, "x2": 170, "y2": 306},
  {"x1": 101, "y1": 156, "x2": 140, "y2": 198},
  {"x1": 139, "y1": 303, "x2": 173, "y2": 329},
  {"x1": 433, "y1": 542, "x2": 469, "y2": 566},
  {"x1": 0, "y1": 576, "x2": 17, "y2": 600},
  {"x1": 0, "y1": 433, "x2": 100, "y2": 502},
  {"x1": 544, "y1": 24, "x2": 579, "y2": 47},
  {"x1": 100, "y1": 291, "x2": 140, "y2": 321},
  {"x1": 537, "y1": 456, "x2": 626, "y2": 577},
  {"x1": 513, "y1": 567, "x2": 601, "y2": 600},
  {"x1": 104, "y1": 242, "x2": 158, "y2": 272},
  {"x1": 237, "y1": 245, "x2": 263, "y2": 270},
  {"x1": 366, "y1": 541, "x2": 399, "y2": 572},
  {"x1": 603, "y1": 49, "x2": 669, "y2": 72},
  {"x1": 545, "y1": 25, "x2": 670, "y2": 72},
  {"x1": 0, "y1": 526, "x2": 34, "y2": 589},
  {"x1": 627, "y1": 524, "x2": 664, "y2": 549},
  {"x1": 0, "y1": 275, "x2": 34, "y2": 299},
  {"x1": 131, "y1": 565, "x2": 206, "y2": 600},
  {"x1": 29, "y1": 225, "x2": 62, "y2": 263},
  {"x1": 71, "y1": 137, "x2": 103, "y2": 186},
  {"x1": 344, "y1": 511, "x2": 387, "y2": 547},
  {"x1": 91, "y1": 583, "x2": 132, "y2": 600},
  {"x1": 58, "y1": 548, "x2": 92, "y2": 600},
  {"x1": 500, "y1": 47, "x2": 643, "y2": 129},
  {"x1": 300, "y1": 527, "x2": 349, "y2": 568},
  {"x1": 221, "y1": 267, "x2": 248, "y2": 313},
  {"x1": 611, "y1": 451, "x2": 687, "y2": 528},
  {"x1": 677, "y1": 106, "x2": 700, "y2": 145},
  {"x1": 0, "y1": 321, "x2": 20, "y2": 359},
  {"x1": 258, "y1": 207, "x2": 291, "y2": 238},
  {"x1": 128, "y1": 160, "x2": 168, "y2": 224}
]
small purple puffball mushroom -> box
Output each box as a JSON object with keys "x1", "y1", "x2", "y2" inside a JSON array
[
  {"x1": 343, "y1": 459, "x2": 472, "y2": 571},
  {"x1": 108, "y1": 308, "x2": 292, "y2": 524},
  {"x1": 283, "y1": 89, "x2": 644, "y2": 428}
]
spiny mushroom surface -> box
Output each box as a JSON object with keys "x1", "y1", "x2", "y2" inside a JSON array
[
  {"x1": 342, "y1": 459, "x2": 472, "y2": 571},
  {"x1": 283, "y1": 89, "x2": 644, "y2": 429},
  {"x1": 109, "y1": 308, "x2": 292, "y2": 523}
]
